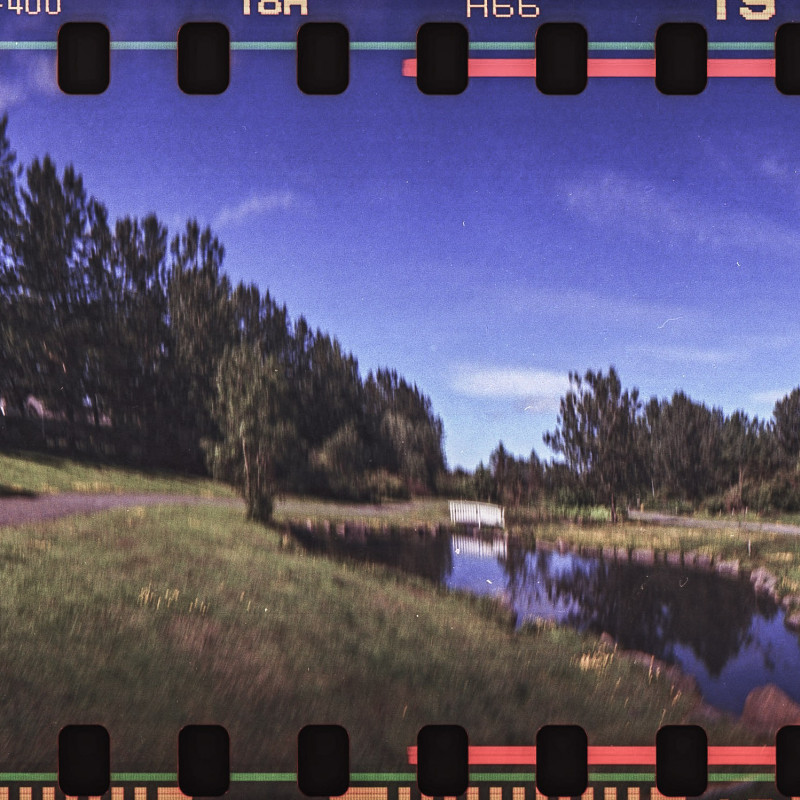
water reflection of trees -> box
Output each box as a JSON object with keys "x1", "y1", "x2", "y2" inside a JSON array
[
  {"x1": 289, "y1": 524, "x2": 454, "y2": 585},
  {"x1": 500, "y1": 546, "x2": 778, "y2": 678}
]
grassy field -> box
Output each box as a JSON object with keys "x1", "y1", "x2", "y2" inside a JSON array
[
  {"x1": 0, "y1": 503, "x2": 759, "y2": 780},
  {"x1": 0, "y1": 449, "x2": 236, "y2": 498}
]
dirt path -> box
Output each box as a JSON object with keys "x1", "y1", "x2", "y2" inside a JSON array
[
  {"x1": 629, "y1": 509, "x2": 800, "y2": 536},
  {"x1": 0, "y1": 492, "x2": 243, "y2": 528}
]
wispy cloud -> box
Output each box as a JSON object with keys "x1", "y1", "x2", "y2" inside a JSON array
[
  {"x1": 561, "y1": 171, "x2": 800, "y2": 258},
  {"x1": 498, "y1": 284, "x2": 691, "y2": 331},
  {"x1": 213, "y1": 192, "x2": 294, "y2": 228},
  {"x1": 451, "y1": 366, "x2": 569, "y2": 412},
  {"x1": 633, "y1": 345, "x2": 738, "y2": 366},
  {"x1": 0, "y1": 55, "x2": 57, "y2": 111}
]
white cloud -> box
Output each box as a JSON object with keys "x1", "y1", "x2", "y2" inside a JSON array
[
  {"x1": 213, "y1": 192, "x2": 294, "y2": 228},
  {"x1": 0, "y1": 55, "x2": 57, "y2": 111},
  {"x1": 561, "y1": 171, "x2": 800, "y2": 259},
  {"x1": 451, "y1": 366, "x2": 569, "y2": 412}
]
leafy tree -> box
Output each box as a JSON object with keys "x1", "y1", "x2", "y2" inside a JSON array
[
  {"x1": 544, "y1": 367, "x2": 641, "y2": 522},
  {"x1": 773, "y1": 388, "x2": 800, "y2": 467},
  {"x1": 209, "y1": 342, "x2": 295, "y2": 522},
  {"x1": 168, "y1": 220, "x2": 234, "y2": 468}
]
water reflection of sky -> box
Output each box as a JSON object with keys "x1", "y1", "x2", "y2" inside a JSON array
[
  {"x1": 674, "y1": 613, "x2": 800, "y2": 714},
  {"x1": 293, "y1": 524, "x2": 800, "y2": 714},
  {"x1": 445, "y1": 536, "x2": 800, "y2": 714}
]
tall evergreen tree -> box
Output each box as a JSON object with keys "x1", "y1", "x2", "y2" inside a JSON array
[
  {"x1": 14, "y1": 156, "x2": 108, "y2": 449},
  {"x1": 0, "y1": 114, "x2": 24, "y2": 415}
]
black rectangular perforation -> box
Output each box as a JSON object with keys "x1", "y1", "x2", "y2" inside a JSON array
[{"x1": 57, "y1": 22, "x2": 110, "y2": 95}]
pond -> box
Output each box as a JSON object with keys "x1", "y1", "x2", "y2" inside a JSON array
[{"x1": 289, "y1": 522, "x2": 800, "y2": 714}]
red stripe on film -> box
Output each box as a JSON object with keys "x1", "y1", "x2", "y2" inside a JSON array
[
  {"x1": 406, "y1": 745, "x2": 777, "y2": 766},
  {"x1": 708, "y1": 58, "x2": 775, "y2": 77},
  {"x1": 401, "y1": 58, "x2": 774, "y2": 79}
]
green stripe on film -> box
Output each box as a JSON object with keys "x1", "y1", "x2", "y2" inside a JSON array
[
  {"x1": 0, "y1": 41, "x2": 55, "y2": 50},
  {"x1": 111, "y1": 42, "x2": 176, "y2": 50},
  {"x1": 709, "y1": 41, "x2": 774, "y2": 50},
  {"x1": 469, "y1": 772, "x2": 535, "y2": 782},
  {"x1": 709, "y1": 772, "x2": 774, "y2": 782},
  {"x1": 589, "y1": 773, "x2": 653, "y2": 782},
  {"x1": 231, "y1": 772, "x2": 297, "y2": 782},
  {"x1": 352, "y1": 773, "x2": 417, "y2": 781},
  {"x1": 111, "y1": 774, "x2": 177, "y2": 782},
  {"x1": 232, "y1": 41, "x2": 295, "y2": 50},
  {"x1": 0, "y1": 40, "x2": 777, "y2": 52},
  {"x1": 0, "y1": 774, "x2": 58, "y2": 782},
  {"x1": 590, "y1": 42, "x2": 653, "y2": 51},
  {"x1": 471, "y1": 42, "x2": 534, "y2": 50},
  {"x1": 352, "y1": 42, "x2": 415, "y2": 50}
]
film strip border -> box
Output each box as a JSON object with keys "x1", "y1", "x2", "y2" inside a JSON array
[
  {"x1": 0, "y1": 746, "x2": 793, "y2": 799},
  {"x1": 2, "y1": 26, "x2": 799, "y2": 96},
  {"x1": 0, "y1": 773, "x2": 800, "y2": 800}
]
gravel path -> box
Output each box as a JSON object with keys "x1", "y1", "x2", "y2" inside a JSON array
[
  {"x1": 628, "y1": 509, "x2": 800, "y2": 536},
  {"x1": 0, "y1": 492, "x2": 243, "y2": 528}
]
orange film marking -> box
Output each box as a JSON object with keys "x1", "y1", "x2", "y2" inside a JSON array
[
  {"x1": 112, "y1": 789, "x2": 124, "y2": 800},
  {"x1": 41, "y1": 790, "x2": 54, "y2": 800},
  {"x1": 407, "y1": 745, "x2": 775, "y2": 766},
  {"x1": 489, "y1": 788, "x2": 502, "y2": 800},
  {"x1": 135, "y1": 788, "x2": 147, "y2": 800},
  {"x1": 535, "y1": 789, "x2": 546, "y2": 800},
  {"x1": 19, "y1": 788, "x2": 31, "y2": 800},
  {"x1": 467, "y1": 788, "x2": 480, "y2": 800},
  {"x1": 650, "y1": 790, "x2": 683, "y2": 800},
  {"x1": 513, "y1": 788, "x2": 525, "y2": 800},
  {"x1": 398, "y1": 789, "x2": 411, "y2": 800},
  {"x1": 582, "y1": 789, "x2": 594, "y2": 800},
  {"x1": 401, "y1": 58, "x2": 775, "y2": 79},
  {"x1": 332, "y1": 790, "x2": 388, "y2": 800},
  {"x1": 0, "y1": 788, "x2": 6, "y2": 800},
  {"x1": 156, "y1": 789, "x2": 190, "y2": 800},
  {"x1": 627, "y1": 789, "x2": 640, "y2": 800},
  {"x1": 604, "y1": 790, "x2": 617, "y2": 800}
]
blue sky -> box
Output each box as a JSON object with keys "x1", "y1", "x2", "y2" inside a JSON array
[{"x1": 1, "y1": 1, "x2": 798, "y2": 469}]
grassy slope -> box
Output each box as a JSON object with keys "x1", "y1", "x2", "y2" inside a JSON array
[
  {"x1": 0, "y1": 450, "x2": 236, "y2": 498},
  {"x1": 0, "y1": 505, "x2": 757, "y2": 776}
]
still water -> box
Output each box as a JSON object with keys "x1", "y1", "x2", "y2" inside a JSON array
[{"x1": 290, "y1": 523, "x2": 800, "y2": 714}]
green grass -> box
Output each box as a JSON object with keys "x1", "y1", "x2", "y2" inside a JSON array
[
  {"x1": 0, "y1": 449, "x2": 236, "y2": 498},
  {"x1": 273, "y1": 495, "x2": 451, "y2": 527},
  {"x1": 0, "y1": 505, "x2": 757, "y2": 776},
  {"x1": 521, "y1": 520, "x2": 800, "y2": 600}
]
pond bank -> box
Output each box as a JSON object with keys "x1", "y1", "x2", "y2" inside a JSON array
[{"x1": 288, "y1": 519, "x2": 800, "y2": 722}]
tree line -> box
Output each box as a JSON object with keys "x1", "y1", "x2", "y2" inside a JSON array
[
  {"x1": 462, "y1": 367, "x2": 800, "y2": 522},
  {"x1": 0, "y1": 116, "x2": 445, "y2": 519}
]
